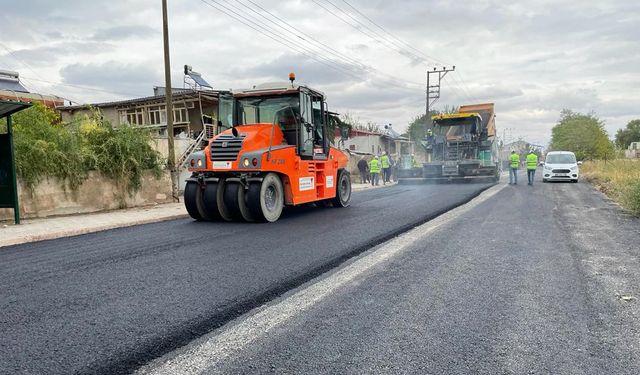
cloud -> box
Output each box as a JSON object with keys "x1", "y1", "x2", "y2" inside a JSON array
[
  {"x1": 227, "y1": 53, "x2": 363, "y2": 85},
  {"x1": 1, "y1": 0, "x2": 637, "y2": 144},
  {"x1": 91, "y1": 25, "x2": 159, "y2": 41},
  {"x1": 59, "y1": 61, "x2": 162, "y2": 98}
]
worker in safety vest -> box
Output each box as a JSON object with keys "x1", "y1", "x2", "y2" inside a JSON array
[
  {"x1": 411, "y1": 154, "x2": 420, "y2": 168},
  {"x1": 509, "y1": 150, "x2": 520, "y2": 185},
  {"x1": 526, "y1": 149, "x2": 539, "y2": 186},
  {"x1": 369, "y1": 155, "x2": 381, "y2": 186},
  {"x1": 380, "y1": 152, "x2": 391, "y2": 185}
]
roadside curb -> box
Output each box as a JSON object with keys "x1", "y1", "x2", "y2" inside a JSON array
[
  {"x1": 0, "y1": 213, "x2": 189, "y2": 249},
  {"x1": 0, "y1": 182, "x2": 397, "y2": 249}
]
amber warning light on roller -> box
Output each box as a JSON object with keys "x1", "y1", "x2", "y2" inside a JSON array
[{"x1": 289, "y1": 72, "x2": 296, "y2": 86}]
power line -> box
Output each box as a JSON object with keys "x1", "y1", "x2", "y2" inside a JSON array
[
  {"x1": 233, "y1": 0, "x2": 424, "y2": 89},
  {"x1": 199, "y1": 0, "x2": 423, "y2": 93},
  {"x1": 200, "y1": 0, "x2": 371, "y2": 83},
  {"x1": 1, "y1": 41, "x2": 148, "y2": 102},
  {"x1": 339, "y1": 0, "x2": 451, "y2": 67},
  {"x1": 327, "y1": 0, "x2": 477, "y2": 102},
  {"x1": 312, "y1": 0, "x2": 469, "y2": 102},
  {"x1": 21, "y1": 76, "x2": 146, "y2": 99},
  {"x1": 0, "y1": 41, "x2": 49, "y2": 82},
  {"x1": 310, "y1": 0, "x2": 427, "y2": 66}
]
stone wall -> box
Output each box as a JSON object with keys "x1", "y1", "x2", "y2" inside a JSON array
[{"x1": 0, "y1": 170, "x2": 172, "y2": 221}]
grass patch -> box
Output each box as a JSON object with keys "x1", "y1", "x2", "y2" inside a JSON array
[{"x1": 581, "y1": 159, "x2": 640, "y2": 215}]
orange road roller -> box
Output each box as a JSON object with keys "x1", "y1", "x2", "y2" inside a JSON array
[{"x1": 183, "y1": 77, "x2": 352, "y2": 222}]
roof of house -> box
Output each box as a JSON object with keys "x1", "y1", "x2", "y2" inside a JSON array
[{"x1": 57, "y1": 89, "x2": 223, "y2": 111}]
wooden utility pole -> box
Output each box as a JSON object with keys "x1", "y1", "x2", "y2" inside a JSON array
[{"x1": 162, "y1": 0, "x2": 178, "y2": 201}]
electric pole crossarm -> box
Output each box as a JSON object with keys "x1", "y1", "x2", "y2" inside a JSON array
[{"x1": 425, "y1": 66, "x2": 455, "y2": 133}]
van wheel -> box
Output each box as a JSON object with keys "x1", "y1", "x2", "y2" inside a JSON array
[
  {"x1": 248, "y1": 173, "x2": 284, "y2": 222},
  {"x1": 331, "y1": 170, "x2": 351, "y2": 208}
]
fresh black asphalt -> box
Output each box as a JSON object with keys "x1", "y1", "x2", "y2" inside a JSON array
[
  {"x1": 0, "y1": 182, "x2": 491, "y2": 374},
  {"x1": 211, "y1": 174, "x2": 640, "y2": 374}
]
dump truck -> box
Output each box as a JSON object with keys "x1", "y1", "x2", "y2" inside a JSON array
[
  {"x1": 183, "y1": 76, "x2": 352, "y2": 222},
  {"x1": 419, "y1": 103, "x2": 500, "y2": 182}
]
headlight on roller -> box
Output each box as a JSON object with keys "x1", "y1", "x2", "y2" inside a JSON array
[
  {"x1": 197, "y1": 159, "x2": 203, "y2": 168},
  {"x1": 243, "y1": 158, "x2": 250, "y2": 167}
]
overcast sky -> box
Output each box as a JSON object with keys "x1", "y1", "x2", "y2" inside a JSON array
[{"x1": 1, "y1": 0, "x2": 638, "y2": 145}]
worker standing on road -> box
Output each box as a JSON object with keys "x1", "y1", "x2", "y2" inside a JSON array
[
  {"x1": 357, "y1": 157, "x2": 369, "y2": 184},
  {"x1": 526, "y1": 149, "x2": 539, "y2": 186},
  {"x1": 509, "y1": 150, "x2": 520, "y2": 185},
  {"x1": 381, "y1": 152, "x2": 391, "y2": 185},
  {"x1": 370, "y1": 155, "x2": 381, "y2": 186}
]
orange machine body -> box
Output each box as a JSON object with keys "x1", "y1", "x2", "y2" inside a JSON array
[{"x1": 189, "y1": 123, "x2": 349, "y2": 206}]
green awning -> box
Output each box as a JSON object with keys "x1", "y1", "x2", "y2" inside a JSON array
[{"x1": 0, "y1": 100, "x2": 32, "y2": 119}]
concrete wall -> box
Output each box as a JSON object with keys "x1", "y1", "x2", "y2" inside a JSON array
[
  {"x1": 337, "y1": 135, "x2": 385, "y2": 155},
  {"x1": 0, "y1": 170, "x2": 172, "y2": 221}
]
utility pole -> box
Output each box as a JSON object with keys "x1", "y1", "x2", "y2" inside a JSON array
[
  {"x1": 162, "y1": 0, "x2": 178, "y2": 202},
  {"x1": 426, "y1": 66, "x2": 455, "y2": 133}
]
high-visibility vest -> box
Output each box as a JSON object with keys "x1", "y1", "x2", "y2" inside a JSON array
[
  {"x1": 412, "y1": 157, "x2": 420, "y2": 168},
  {"x1": 370, "y1": 159, "x2": 381, "y2": 173},
  {"x1": 526, "y1": 153, "x2": 538, "y2": 170},
  {"x1": 510, "y1": 153, "x2": 520, "y2": 169},
  {"x1": 380, "y1": 155, "x2": 390, "y2": 168}
]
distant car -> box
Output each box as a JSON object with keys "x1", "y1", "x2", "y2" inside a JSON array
[{"x1": 542, "y1": 151, "x2": 580, "y2": 183}]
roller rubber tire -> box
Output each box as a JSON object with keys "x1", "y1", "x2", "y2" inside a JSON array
[
  {"x1": 331, "y1": 170, "x2": 351, "y2": 208},
  {"x1": 224, "y1": 182, "x2": 255, "y2": 222},
  {"x1": 247, "y1": 173, "x2": 284, "y2": 222},
  {"x1": 203, "y1": 179, "x2": 232, "y2": 221},
  {"x1": 184, "y1": 181, "x2": 208, "y2": 221}
]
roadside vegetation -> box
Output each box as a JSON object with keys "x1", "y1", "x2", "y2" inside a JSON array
[
  {"x1": 2, "y1": 103, "x2": 162, "y2": 194},
  {"x1": 581, "y1": 160, "x2": 640, "y2": 215},
  {"x1": 549, "y1": 112, "x2": 640, "y2": 216},
  {"x1": 549, "y1": 110, "x2": 615, "y2": 161}
]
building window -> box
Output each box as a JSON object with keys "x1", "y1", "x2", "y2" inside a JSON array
[
  {"x1": 119, "y1": 108, "x2": 145, "y2": 125},
  {"x1": 173, "y1": 107, "x2": 188, "y2": 123},
  {"x1": 148, "y1": 106, "x2": 166, "y2": 125}
]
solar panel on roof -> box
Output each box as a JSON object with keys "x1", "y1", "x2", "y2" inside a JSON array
[
  {"x1": 0, "y1": 78, "x2": 29, "y2": 93},
  {"x1": 188, "y1": 72, "x2": 211, "y2": 88}
]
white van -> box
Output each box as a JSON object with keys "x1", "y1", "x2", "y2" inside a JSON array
[{"x1": 542, "y1": 151, "x2": 580, "y2": 183}]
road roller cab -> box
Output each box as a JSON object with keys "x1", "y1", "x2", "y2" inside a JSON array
[{"x1": 184, "y1": 76, "x2": 351, "y2": 222}]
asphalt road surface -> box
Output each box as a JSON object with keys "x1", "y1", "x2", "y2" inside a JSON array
[
  {"x1": 146, "y1": 172, "x2": 640, "y2": 375},
  {"x1": 0, "y1": 182, "x2": 492, "y2": 374}
]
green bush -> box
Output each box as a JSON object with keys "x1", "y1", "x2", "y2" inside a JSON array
[
  {"x1": 10, "y1": 103, "x2": 162, "y2": 194},
  {"x1": 623, "y1": 180, "x2": 640, "y2": 216},
  {"x1": 84, "y1": 122, "x2": 163, "y2": 193},
  {"x1": 12, "y1": 104, "x2": 87, "y2": 190}
]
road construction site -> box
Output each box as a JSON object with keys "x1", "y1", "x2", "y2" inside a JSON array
[{"x1": 2, "y1": 172, "x2": 640, "y2": 374}]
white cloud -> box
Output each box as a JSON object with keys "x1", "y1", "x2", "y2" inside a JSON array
[{"x1": 0, "y1": 0, "x2": 638, "y2": 143}]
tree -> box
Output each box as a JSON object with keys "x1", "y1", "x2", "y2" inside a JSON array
[
  {"x1": 549, "y1": 110, "x2": 614, "y2": 161},
  {"x1": 404, "y1": 106, "x2": 457, "y2": 144},
  {"x1": 615, "y1": 119, "x2": 640, "y2": 149}
]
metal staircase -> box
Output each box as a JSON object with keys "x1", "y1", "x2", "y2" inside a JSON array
[{"x1": 178, "y1": 124, "x2": 215, "y2": 168}]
